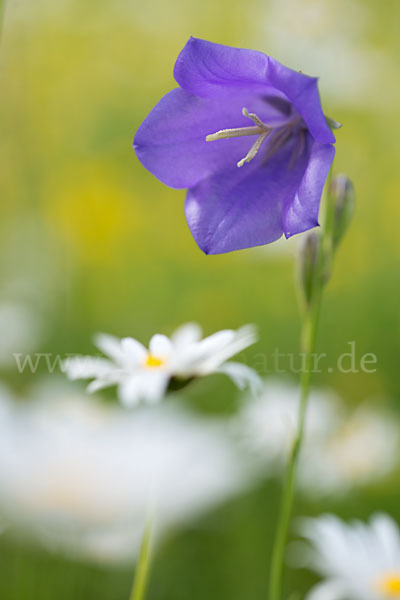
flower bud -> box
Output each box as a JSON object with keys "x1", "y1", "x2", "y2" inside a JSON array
[
  {"x1": 329, "y1": 175, "x2": 355, "y2": 250},
  {"x1": 298, "y1": 231, "x2": 321, "y2": 308}
]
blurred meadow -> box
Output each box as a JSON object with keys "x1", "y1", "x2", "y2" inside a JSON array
[{"x1": 0, "y1": 0, "x2": 400, "y2": 598}]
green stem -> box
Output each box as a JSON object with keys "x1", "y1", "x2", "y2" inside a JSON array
[
  {"x1": 129, "y1": 514, "x2": 153, "y2": 600},
  {"x1": 268, "y1": 170, "x2": 334, "y2": 600}
]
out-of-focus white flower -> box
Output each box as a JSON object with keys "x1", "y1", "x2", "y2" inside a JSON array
[
  {"x1": 300, "y1": 404, "x2": 400, "y2": 495},
  {"x1": 233, "y1": 380, "x2": 341, "y2": 474},
  {"x1": 0, "y1": 380, "x2": 247, "y2": 564},
  {"x1": 0, "y1": 302, "x2": 42, "y2": 367},
  {"x1": 64, "y1": 323, "x2": 260, "y2": 407},
  {"x1": 297, "y1": 513, "x2": 400, "y2": 600},
  {"x1": 234, "y1": 380, "x2": 400, "y2": 495}
]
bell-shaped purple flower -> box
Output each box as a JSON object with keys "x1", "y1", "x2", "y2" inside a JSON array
[{"x1": 134, "y1": 37, "x2": 336, "y2": 254}]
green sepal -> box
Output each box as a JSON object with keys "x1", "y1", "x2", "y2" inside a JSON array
[{"x1": 325, "y1": 115, "x2": 342, "y2": 130}]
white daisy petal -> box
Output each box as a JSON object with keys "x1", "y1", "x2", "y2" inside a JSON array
[
  {"x1": 188, "y1": 329, "x2": 235, "y2": 374},
  {"x1": 306, "y1": 580, "x2": 348, "y2": 600},
  {"x1": 118, "y1": 372, "x2": 169, "y2": 408},
  {"x1": 170, "y1": 322, "x2": 202, "y2": 349},
  {"x1": 215, "y1": 362, "x2": 262, "y2": 395},
  {"x1": 194, "y1": 325, "x2": 258, "y2": 373},
  {"x1": 120, "y1": 337, "x2": 147, "y2": 365},
  {"x1": 86, "y1": 378, "x2": 116, "y2": 395},
  {"x1": 213, "y1": 324, "x2": 258, "y2": 363},
  {"x1": 63, "y1": 356, "x2": 115, "y2": 381},
  {"x1": 118, "y1": 376, "x2": 142, "y2": 408},
  {"x1": 370, "y1": 513, "x2": 400, "y2": 563},
  {"x1": 94, "y1": 333, "x2": 125, "y2": 363},
  {"x1": 144, "y1": 372, "x2": 170, "y2": 404},
  {"x1": 148, "y1": 334, "x2": 173, "y2": 359},
  {"x1": 194, "y1": 330, "x2": 237, "y2": 360}
]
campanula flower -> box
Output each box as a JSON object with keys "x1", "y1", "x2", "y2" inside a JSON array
[
  {"x1": 134, "y1": 37, "x2": 336, "y2": 254},
  {"x1": 64, "y1": 323, "x2": 260, "y2": 406}
]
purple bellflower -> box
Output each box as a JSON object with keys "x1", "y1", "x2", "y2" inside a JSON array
[{"x1": 134, "y1": 38, "x2": 336, "y2": 254}]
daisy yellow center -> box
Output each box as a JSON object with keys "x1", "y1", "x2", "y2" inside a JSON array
[
  {"x1": 377, "y1": 574, "x2": 400, "y2": 597},
  {"x1": 143, "y1": 353, "x2": 165, "y2": 369}
]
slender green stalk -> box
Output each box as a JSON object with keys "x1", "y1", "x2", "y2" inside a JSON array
[
  {"x1": 129, "y1": 514, "x2": 153, "y2": 600},
  {"x1": 268, "y1": 171, "x2": 335, "y2": 600},
  {"x1": 268, "y1": 289, "x2": 321, "y2": 600}
]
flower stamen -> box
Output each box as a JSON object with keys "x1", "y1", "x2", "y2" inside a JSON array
[
  {"x1": 262, "y1": 127, "x2": 293, "y2": 165},
  {"x1": 241, "y1": 107, "x2": 266, "y2": 128},
  {"x1": 206, "y1": 125, "x2": 264, "y2": 142},
  {"x1": 206, "y1": 107, "x2": 273, "y2": 167},
  {"x1": 288, "y1": 129, "x2": 306, "y2": 170},
  {"x1": 237, "y1": 131, "x2": 269, "y2": 168}
]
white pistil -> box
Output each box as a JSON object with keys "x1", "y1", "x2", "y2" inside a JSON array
[{"x1": 206, "y1": 107, "x2": 272, "y2": 167}]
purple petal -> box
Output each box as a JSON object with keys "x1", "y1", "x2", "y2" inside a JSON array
[
  {"x1": 134, "y1": 88, "x2": 289, "y2": 189},
  {"x1": 283, "y1": 141, "x2": 335, "y2": 238},
  {"x1": 267, "y1": 57, "x2": 335, "y2": 145},
  {"x1": 174, "y1": 37, "x2": 272, "y2": 99},
  {"x1": 174, "y1": 38, "x2": 334, "y2": 146},
  {"x1": 185, "y1": 136, "x2": 311, "y2": 254}
]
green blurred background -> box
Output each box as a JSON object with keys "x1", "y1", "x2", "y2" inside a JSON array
[{"x1": 0, "y1": 0, "x2": 400, "y2": 598}]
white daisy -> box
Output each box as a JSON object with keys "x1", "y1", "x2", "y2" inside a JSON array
[
  {"x1": 233, "y1": 380, "x2": 343, "y2": 478},
  {"x1": 297, "y1": 513, "x2": 400, "y2": 600},
  {"x1": 64, "y1": 323, "x2": 260, "y2": 407},
  {"x1": 300, "y1": 404, "x2": 400, "y2": 495},
  {"x1": 234, "y1": 380, "x2": 399, "y2": 495},
  {"x1": 0, "y1": 379, "x2": 249, "y2": 564}
]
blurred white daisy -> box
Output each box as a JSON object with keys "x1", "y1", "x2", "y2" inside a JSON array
[
  {"x1": 233, "y1": 380, "x2": 334, "y2": 468},
  {"x1": 300, "y1": 404, "x2": 400, "y2": 495},
  {"x1": 64, "y1": 323, "x2": 260, "y2": 407},
  {"x1": 234, "y1": 380, "x2": 400, "y2": 495},
  {"x1": 0, "y1": 379, "x2": 248, "y2": 564},
  {"x1": 297, "y1": 513, "x2": 400, "y2": 600}
]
